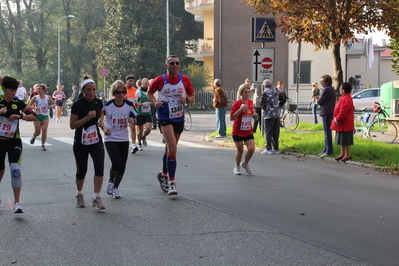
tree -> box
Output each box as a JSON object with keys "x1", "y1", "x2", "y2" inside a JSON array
[
  {"x1": 244, "y1": 0, "x2": 399, "y2": 90},
  {"x1": 181, "y1": 62, "x2": 211, "y2": 91}
]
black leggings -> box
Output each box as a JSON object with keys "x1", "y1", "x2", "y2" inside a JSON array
[
  {"x1": 104, "y1": 141, "x2": 129, "y2": 188},
  {"x1": 73, "y1": 141, "x2": 104, "y2": 180}
]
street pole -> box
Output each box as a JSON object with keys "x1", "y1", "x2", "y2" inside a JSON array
[
  {"x1": 166, "y1": 0, "x2": 170, "y2": 57},
  {"x1": 58, "y1": 15, "x2": 75, "y2": 85}
]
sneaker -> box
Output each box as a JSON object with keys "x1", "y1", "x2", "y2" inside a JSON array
[
  {"x1": 272, "y1": 149, "x2": 281, "y2": 154},
  {"x1": 138, "y1": 144, "x2": 143, "y2": 151},
  {"x1": 112, "y1": 188, "x2": 122, "y2": 199},
  {"x1": 30, "y1": 137, "x2": 35, "y2": 145},
  {"x1": 261, "y1": 149, "x2": 274, "y2": 155},
  {"x1": 317, "y1": 152, "x2": 325, "y2": 156},
  {"x1": 167, "y1": 181, "x2": 178, "y2": 195},
  {"x1": 156, "y1": 172, "x2": 169, "y2": 193},
  {"x1": 319, "y1": 153, "x2": 330, "y2": 158},
  {"x1": 75, "y1": 193, "x2": 86, "y2": 208},
  {"x1": 142, "y1": 136, "x2": 147, "y2": 146},
  {"x1": 13, "y1": 202, "x2": 23, "y2": 213},
  {"x1": 233, "y1": 166, "x2": 241, "y2": 175},
  {"x1": 241, "y1": 162, "x2": 252, "y2": 175},
  {"x1": 162, "y1": 138, "x2": 166, "y2": 144},
  {"x1": 106, "y1": 180, "x2": 114, "y2": 195},
  {"x1": 131, "y1": 144, "x2": 138, "y2": 154},
  {"x1": 92, "y1": 196, "x2": 106, "y2": 210},
  {"x1": 42, "y1": 145, "x2": 47, "y2": 151}
]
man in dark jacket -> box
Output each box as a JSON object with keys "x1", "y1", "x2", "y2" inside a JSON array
[{"x1": 317, "y1": 74, "x2": 336, "y2": 157}]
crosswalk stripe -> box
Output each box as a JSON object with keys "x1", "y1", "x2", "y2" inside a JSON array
[{"x1": 20, "y1": 137, "x2": 214, "y2": 149}]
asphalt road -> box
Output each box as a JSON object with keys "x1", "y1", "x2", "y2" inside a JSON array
[{"x1": 0, "y1": 111, "x2": 398, "y2": 265}]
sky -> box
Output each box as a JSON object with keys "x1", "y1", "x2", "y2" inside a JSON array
[{"x1": 362, "y1": 30, "x2": 390, "y2": 46}]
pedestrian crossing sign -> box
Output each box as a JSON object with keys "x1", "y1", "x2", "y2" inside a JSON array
[{"x1": 251, "y1": 18, "x2": 276, "y2": 42}]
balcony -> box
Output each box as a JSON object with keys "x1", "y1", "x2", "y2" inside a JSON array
[
  {"x1": 185, "y1": 38, "x2": 214, "y2": 58},
  {"x1": 185, "y1": 0, "x2": 214, "y2": 15},
  {"x1": 346, "y1": 37, "x2": 365, "y2": 59}
]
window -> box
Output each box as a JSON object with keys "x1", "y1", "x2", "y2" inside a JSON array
[{"x1": 293, "y1": 61, "x2": 311, "y2": 84}]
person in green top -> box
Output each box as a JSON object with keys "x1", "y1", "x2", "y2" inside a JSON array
[{"x1": 135, "y1": 78, "x2": 153, "y2": 151}]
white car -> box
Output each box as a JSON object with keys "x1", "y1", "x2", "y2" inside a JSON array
[{"x1": 352, "y1": 88, "x2": 380, "y2": 111}]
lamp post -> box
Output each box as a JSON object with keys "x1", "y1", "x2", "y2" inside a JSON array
[{"x1": 58, "y1": 15, "x2": 75, "y2": 85}]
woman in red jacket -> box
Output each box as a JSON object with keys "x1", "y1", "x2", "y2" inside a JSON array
[{"x1": 331, "y1": 82, "x2": 355, "y2": 161}]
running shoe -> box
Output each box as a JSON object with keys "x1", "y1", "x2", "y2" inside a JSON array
[
  {"x1": 261, "y1": 149, "x2": 274, "y2": 155},
  {"x1": 131, "y1": 144, "x2": 138, "y2": 154},
  {"x1": 241, "y1": 162, "x2": 252, "y2": 175},
  {"x1": 142, "y1": 136, "x2": 147, "y2": 146},
  {"x1": 92, "y1": 196, "x2": 106, "y2": 210},
  {"x1": 233, "y1": 166, "x2": 241, "y2": 175},
  {"x1": 167, "y1": 181, "x2": 178, "y2": 196},
  {"x1": 75, "y1": 193, "x2": 86, "y2": 208},
  {"x1": 138, "y1": 144, "x2": 143, "y2": 151},
  {"x1": 42, "y1": 145, "x2": 47, "y2": 151},
  {"x1": 156, "y1": 172, "x2": 169, "y2": 193},
  {"x1": 14, "y1": 202, "x2": 23, "y2": 213},
  {"x1": 272, "y1": 149, "x2": 282, "y2": 154},
  {"x1": 112, "y1": 188, "x2": 122, "y2": 199},
  {"x1": 30, "y1": 137, "x2": 35, "y2": 145},
  {"x1": 106, "y1": 180, "x2": 114, "y2": 195}
]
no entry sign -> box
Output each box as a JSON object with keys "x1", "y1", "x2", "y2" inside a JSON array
[
  {"x1": 251, "y1": 48, "x2": 274, "y2": 82},
  {"x1": 100, "y1": 68, "x2": 109, "y2": 77}
]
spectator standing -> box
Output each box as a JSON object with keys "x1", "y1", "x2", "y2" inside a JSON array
[
  {"x1": 307, "y1": 82, "x2": 320, "y2": 124},
  {"x1": 317, "y1": 74, "x2": 336, "y2": 158},
  {"x1": 70, "y1": 85, "x2": 79, "y2": 104},
  {"x1": 260, "y1": 79, "x2": 281, "y2": 155},
  {"x1": 147, "y1": 55, "x2": 195, "y2": 196},
  {"x1": 331, "y1": 82, "x2": 355, "y2": 161},
  {"x1": 230, "y1": 83, "x2": 256, "y2": 175},
  {"x1": 213, "y1": 79, "x2": 228, "y2": 138},
  {"x1": 251, "y1": 83, "x2": 262, "y2": 133}
]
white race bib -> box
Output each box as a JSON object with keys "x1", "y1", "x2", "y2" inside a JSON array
[
  {"x1": 81, "y1": 125, "x2": 99, "y2": 145},
  {"x1": 141, "y1": 104, "x2": 150, "y2": 113},
  {"x1": 240, "y1": 116, "x2": 253, "y2": 131},
  {"x1": 0, "y1": 116, "x2": 18, "y2": 138},
  {"x1": 168, "y1": 102, "x2": 184, "y2": 119},
  {"x1": 111, "y1": 114, "x2": 128, "y2": 130}
]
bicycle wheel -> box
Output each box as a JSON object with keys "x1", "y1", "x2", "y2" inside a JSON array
[
  {"x1": 184, "y1": 111, "x2": 192, "y2": 131},
  {"x1": 368, "y1": 120, "x2": 397, "y2": 143},
  {"x1": 282, "y1": 111, "x2": 299, "y2": 131}
]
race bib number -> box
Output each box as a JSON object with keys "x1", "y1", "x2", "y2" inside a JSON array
[
  {"x1": 56, "y1": 95, "x2": 63, "y2": 101},
  {"x1": 240, "y1": 116, "x2": 253, "y2": 131},
  {"x1": 141, "y1": 104, "x2": 150, "y2": 113},
  {"x1": 37, "y1": 103, "x2": 48, "y2": 115},
  {"x1": 168, "y1": 102, "x2": 183, "y2": 119},
  {"x1": 111, "y1": 114, "x2": 128, "y2": 130},
  {"x1": 0, "y1": 116, "x2": 18, "y2": 138},
  {"x1": 81, "y1": 125, "x2": 99, "y2": 145}
]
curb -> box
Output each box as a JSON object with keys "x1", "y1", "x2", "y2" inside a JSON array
[{"x1": 204, "y1": 135, "x2": 377, "y2": 169}]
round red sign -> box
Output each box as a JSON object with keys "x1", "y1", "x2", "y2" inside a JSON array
[
  {"x1": 100, "y1": 68, "x2": 109, "y2": 77},
  {"x1": 261, "y1": 57, "x2": 273, "y2": 69}
]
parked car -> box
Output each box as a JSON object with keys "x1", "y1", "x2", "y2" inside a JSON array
[{"x1": 352, "y1": 88, "x2": 380, "y2": 111}]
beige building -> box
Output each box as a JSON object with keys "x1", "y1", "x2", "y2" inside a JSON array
[
  {"x1": 185, "y1": 0, "x2": 289, "y2": 91},
  {"x1": 185, "y1": 1, "x2": 397, "y2": 105}
]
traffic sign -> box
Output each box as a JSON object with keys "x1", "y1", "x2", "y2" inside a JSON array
[
  {"x1": 251, "y1": 18, "x2": 276, "y2": 42},
  {"x1": 252, "y1": 48, "x2": 274, "y2": 83},
  {"x1": 100, "y1": 68, "x2": 109, "y2": 77}
]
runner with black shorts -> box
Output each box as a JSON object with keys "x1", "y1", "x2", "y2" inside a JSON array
[
  {"x1": 70, "y1": 79, "x2": 106, "y2": 210},
  {"x1": 147, "y1": 55, "x2": 195, "y2": 195}
]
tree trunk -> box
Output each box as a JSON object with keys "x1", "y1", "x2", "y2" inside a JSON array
[{"x1": 332, "y1": 42, "x2": 343, "y2": 98}]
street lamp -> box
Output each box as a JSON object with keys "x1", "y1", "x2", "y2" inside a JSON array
[{"x1": 58, "y1": 15, "x2": 75, "y2": 85}]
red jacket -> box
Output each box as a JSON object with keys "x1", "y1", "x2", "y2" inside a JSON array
[{"x1": 331, "y1": 93, "x2": 355, "y2": 132}]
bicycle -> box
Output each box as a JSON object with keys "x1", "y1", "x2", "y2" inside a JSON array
[
  {"x1": 353, "y1": 107, "x2": 370, "y2": 139},
  {"x1": 281, "y1": 100, "x2": 299, "y2": 131},
  {"x1": 184, "y1": 104, "x2": 192, "y2": 131},
  {"x1": 367, "y1": 102, "x2": 397, "y2": 143}
]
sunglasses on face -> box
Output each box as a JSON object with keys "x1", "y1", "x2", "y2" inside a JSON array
[
  {"x1": 168, "y1": 62, "x2": 180, "y2": 65},
  {"x1": 114, "y1": 91, "x2": 127, "y2": 95}
]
